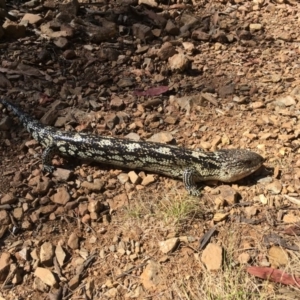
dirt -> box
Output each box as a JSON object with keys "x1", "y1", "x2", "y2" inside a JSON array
[{"x1": 1, "y1": 0, "x2": 300, "y2": 299}]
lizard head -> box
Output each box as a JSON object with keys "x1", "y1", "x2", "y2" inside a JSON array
[{"x1": 213, "y1": 149, "x2": 264, "y2": 182}]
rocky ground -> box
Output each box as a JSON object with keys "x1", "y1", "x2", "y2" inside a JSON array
[{"x1": 1, "y1": 0, "x2": 300, "y2": 299}]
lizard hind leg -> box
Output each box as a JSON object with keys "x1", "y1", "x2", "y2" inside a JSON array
[{"x1": 41, "y1": 145, "x2": 58, "y2": 173}]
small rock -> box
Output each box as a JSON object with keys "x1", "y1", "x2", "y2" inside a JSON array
[
  {"x1": 40, "y1": 242, "x2": 54, "y2": 266},
  {"x1": 165, "y1": 19, "x2": 179, "y2": 35},
  {"x1": 3, "y1": 20, "x2": 26, "y2": 38},
  {"x1": 164, "y1": 115, "x2": 178, "y2": 125},
  {"x1": 140, "y1": 260, "x2": 161, "y2": 291},
  {"x1": 159, "y1": 237, "x2": 179, "y2": 254},
  {"x1": 69, "y1": 274, "x2": 80, "y2": 290},
  {"x1": 63, "y1": 49, "x2": 76, "y2": 59},
  {"x1": 218, "y1": 186, "x2": 239, "y2": 205},
  {"x1": 249, "y1": 23, "x2": 262, "y2": 32},
  {"x1": 104, "y1": 287, "x2": 118, "y2": 298},
  {"x1": 55, "y1": 244, "x2": 66, "y2": 267},
  {"x1": 117, "y1": 78, "x2": 133, "y2": 88},
  {"x1": 33, "y1": 277, "x2": 49, "y2": 293},
  {"x1": 110, "y1": 96, "x2": 124, "y2": 110},
  {"x1": 266, "y1": 181, "x2": 282, "y2": 195},
  {"x1": 213, "y1": 212, "x2": 229, "y2": 222},
  {"x1": 32, "y1": 176, "x2": 51, "y2": 195},
  {"x1": 268, "y1": 246, "x2": 288, "y2": 268},
  {"x1": 108, "y1": 193, "x2": 128, "y2": 210},
  {"x1": 132, "y1": 23, "x2": 153, "y2": 40},
  {"x1": 191, "y1": 30, "x2": 210, "y2": 41},
  {"x1": 0, "y1": 252, "x2": 11, "y2": 281},
  {"x1": 1, "y1": 192, "x2": 17, "y2": 205},
  {"x1": 141, "y1": 175, "x2": 156, "y2": 186},
  {"x1": 274, "y1": 95, "x2": 296, "y2": 107},
  {"x1": 54, "y1": 37, "x2": 68, "y2": 49},
  {"x1": 53, "y1": 168, "x2": 73, "y2": 181},
  {"x1": 104, "y1": 113, "x2": 119, "y2": 130},
  {"x1": 21, "y1": 13, "x2": 42, "y2": 24},
  {"x1": 51, "y1": 187, "x2": 70, "y2": 205},
  {"x1": 59, "y1": 0, "x2": 79, "y2": 15},
  {"x1": 16, "y1": 247, "x2": 29, "y2": 261},
  {"x1": 201, "y1": 243, "x2": 223, "y2": 271},
  {"x1": 139, "y1": 0, "x2": 158, "y2": 7},
  {"x1": 117, "y1": 173, "x2": 129, "y2": 184},
  {"x1": 34, "y1": 267, "x2": 57, "y2": 287},
  {"x1": 0, "y1": 210, "x2": 10, "y2": 225},
  {"x1": 128, "y1": 171, "x2": 142, "y2": 185},
  {"x1": 258, "y1": 194, "x2": 268, "y2": 205},
  {"x1": 125, "y1": 133, "x2": 140, "y2": 141},
  {"x1": 182, "y1": 42, "x2": 195, "y2": 54},
  {"x1": 81, "y1": 179, "x2": 105, "y2": 192},
  {"x1": 277, "y1": 31, "x2": 292, "y2": 42},
  {"x1": 238, "y1": 252, "x2": 251, "y2": 264},
  {"x1": 157, "y1": 42, "x2": 177, "y2": 61},
  {"x1": 68, "y1": 232, "x2": 79, "y2": 250},
  {"x1": 283, "y1": 213, "x2": 300, "y2": 223},
  {"x1": 88, "y1": 200, "x2": 103, "y2": 214},
  {"x1": 147, "y1": 132, "x2": 174, "y2": 144},
  {"x1": 168, "y1": 53, "x2": 189, "y2": 72},
  {"x1": 13, "y1": 207, "x2": 23, "y2": 221},
  {"x1": 244, "y1": 206, "x2": 258, "y2": 218}
]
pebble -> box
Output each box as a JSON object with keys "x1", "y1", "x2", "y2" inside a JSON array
[
  {"x1": 266, "y1": 181, "x2": 282, "y2": 195},
  {"x1": 201, "y1": 243, "x2": 223, "y2": 271},
  {"x1": 34, "y1": 267, "x2": 57, "y2": 287},
  {"x1": 268, "y1": 246, "x2": 288, "y2": 268},
  {"x1": 68, "y1": 233, "x2": 79, "y2": 250},
  {"x1": 159, "y1": 237, "x2": 179, "y2": 254},
  {"x1": 40, "y1": 242, "x2": 54, "y2": 266},
  {"x1": 51, "y1": 187, "x2": 70, "y2": 205},
  {"x1": 140, "y1": 260, "x2": 161, "y2": 291}
]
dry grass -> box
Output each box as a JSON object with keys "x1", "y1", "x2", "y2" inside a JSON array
[
  {"x1": 120, "y1": 188, "x2": 300, "y2": 300},
  {"x1": 123, "y1": 187, "x2": 204, "y2": 226}
]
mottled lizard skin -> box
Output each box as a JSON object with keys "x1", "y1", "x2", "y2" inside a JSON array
[{"x1": 0, "y1": 99, "x2": 264, "y2": 195}]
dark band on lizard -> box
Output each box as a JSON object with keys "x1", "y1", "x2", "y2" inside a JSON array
[{"x1": 0, "y1": 99, "x2": 264, "y2": 195}]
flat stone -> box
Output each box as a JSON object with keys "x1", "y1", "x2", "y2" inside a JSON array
[
  {"x1": 110, "y1": 96, "x2": 124, "y2": 110},
  {"x1": 81, "y1": 179, "x2": 105, "y2": 192},
  {"x1": 34, "y1": 267, "x2": 57, "y2": 287},
  {"x1": 168, "y1": 53, "x2": 189, "y2": 72},
  {"x1": 147, "y1": 132, "x2": 174, "y2": 144},
  {"x1": 218, "y1": 186, "x2": 239, "y2": 205},
  {"x1": 132, "y1": 23, "x2": 153, "y2": 40},
  {"x1": 3, "y1": 20, "x2": 26, "y2": 38},
  {"x1": 0, "y1": 252, "x2": 11, "y2": 281},
  {"x1": 117, "y1": 173, "x2": 129, "y2": 184},
  {"x1": 201, "y1": 243, "x2": 223, "y2": 271},
  {"x1": 68, "y1": 232, "x2": 79, "y2": 250},
  {"x1": 159, "y1": 238, "x2": 179, "y2": 254},
  {"x1": 21, "y1": 13, "x2": 42, "y2": 24},
  {"x1": 55, "y1": 244, "x2": 66, "y2": 267},
  {"x1": 128, "y1": 171, "x2": 141, "y2": 184},
  {"x1": 274, "y1": 95, "x2": 296, "y2": 107},
  {"x1": 141, "y1": 175, "x2": 156, "y2": 186},
  {"x1": 266, "y1": 181, "x2": 282, "y2": 195},
  {"x1": 1, "y1": 193, "x2": 17, "y2": 205},
  {"x1": 40, "y1": 242, "x2": 54, "y2": 266},
  {"x1": 268, "y1": 246, "x2": 288, "y2": 268},
  {"x1": 283, "y1": 213, "x2": 300, "y2": 223},
  {"x1": 140, "y1": 260, "x2": 161, "y2": 291},
  {"x1": 238, "y1": 252, "x2": 251, "y2": 264},
  {"x1": 51, "y1": 187, "x2": 70, "y2": 205}
]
